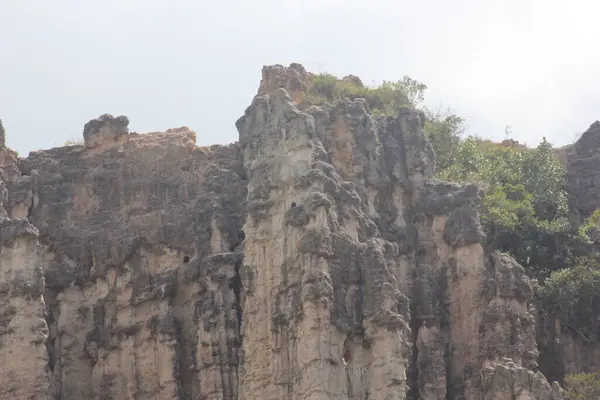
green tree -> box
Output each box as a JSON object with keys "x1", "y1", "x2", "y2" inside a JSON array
[
  {"x1": 537, "y1": 262, "x2": 600, "y2": 343},
  {"x1": 522, "y1": 137, "x2": 568, "y2": 221},
  {"x1": 396, "y1": 75, "x2": 427, "y2": 105},
  {"x1": 436, "y1": 136, "x2": 489, "y2": 184},
  {"x1": 423, "y1": 107, "x2": 464, "y2": 173},
  {"x1": 437, "y1": 136, "x2": 580, "y2": 277}
]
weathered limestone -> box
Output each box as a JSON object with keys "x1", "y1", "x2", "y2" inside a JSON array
[
  {"x1": 0, "y1": 219, "x2": 51, "y2": 400},
  {"x1": 0, "y1": 64, "x2": 570, "y2": 399},
  {"x1": 236, "y1": 88, "x2": 412, "y2": 399},
  {"x1": 7, "y1": 123, "x2": 247, "y2": 399},
  {"x1": 83, "y1": 113, "x2": 130, "y2": 149},
  {"x1": 0, "y1": 121, "x2": 51, "y2": 399}
]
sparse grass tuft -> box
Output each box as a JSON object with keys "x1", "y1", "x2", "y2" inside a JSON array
[{"x1": 63, "y1": 138, "x2": 84, "y2": 146}]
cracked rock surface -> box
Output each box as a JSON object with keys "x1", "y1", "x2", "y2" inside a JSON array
[{"x1": 0, "y1": 64, "x2": 566, "y2": 399}]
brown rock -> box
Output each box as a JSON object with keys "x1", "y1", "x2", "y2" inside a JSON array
[
  {"x1": 83, "y1": 113, "x2": 130, "y2": 149},
  {"x1": 257, "y1": 63, "x2": 311, "y2": 103},
  {"x1": 0, "y1": 219, "x2": 50, "y2": 400},
  {"x1": 0, "y1": 64, "x2": 565, "y2": 400}
]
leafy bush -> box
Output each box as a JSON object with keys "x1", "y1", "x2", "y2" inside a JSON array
[
  {"x1": 306, "y1": 73, "x2": 424, "y2": 114},
  {"x1": 564, "y1": 372, "x2": 600, "y2": 399},
  {"x1": 305, "y1": 73, "x2": 465, "y2": 173},
  {"x1": 537, "y1": 263, "x2": 600, "y2": 343},
  {"x1": 437, "y1": 136, "x2": 580, "y2": 277},
  {"x1": 423, "y1": 107, "x2": 465, "y2": 172}
]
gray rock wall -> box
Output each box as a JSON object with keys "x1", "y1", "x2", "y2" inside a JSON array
[{"x1": 0, "y1": 64, "x2": 565, "y2": 400}]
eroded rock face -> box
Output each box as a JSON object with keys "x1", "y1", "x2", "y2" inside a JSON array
[
  {"x1": 0, "y1": 119, "x2": 6, "y2": 148},
  {"x1": 0, "y1": 129, "x2": 51, "y2": 399},
  {"x1": 0, "y1": 219, "x2": 50, "y2": 400},
  {"x1": 11, "y1": 125, "x2": 247, "y2": 399},
  {"x1": 83, "y1": 113, "x2": 130, "y2": 149},
  {"x1": 0, "y1": 64, "x2": 563, "y2": 399},
  {"x1": 258, "y1": 63, "x2": 311, "y2": 103},
  {"x1": 566, "y1": 121, "x2": 600, "y2": 216}
]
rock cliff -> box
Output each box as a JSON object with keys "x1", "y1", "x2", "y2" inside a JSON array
[
  {"x1": 534, "y1": 121, "x2": 600, "y2": 385},
  {"x1": 0, "y1": 64, "x2": 567, "y2": 399}
]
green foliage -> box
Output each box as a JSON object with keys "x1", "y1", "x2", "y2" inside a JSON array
[
  {"x1": 537, "y1": 264, "x2": 600, "y2": 342},
  {"x1": 307, "y1": 73, "x2": 465, "y2": 173},
  {"x1": 579, "y1": 209, "x2": 600, "y2": 244},
  {"x1": 310, "y1": 70, "x2": 600, "y2": 355},
  {"x1": 307, "y1": 71, "x2": 594, "y2": 285},
  {"x1": 437, "y1": 136, "x2": 579, "y2": 277},
  {"x1": 521, "y1": 138, "x2": 569, "y2": 221},
  {"x1": 306, "y1": 73, "x2": 425, "y2": 115},
  {"x1": 423, "y1": 107, "x2": 465, "y2": 172},
  {"x1": 564, "y1": 372, "x2": 600, "y2": 399}
]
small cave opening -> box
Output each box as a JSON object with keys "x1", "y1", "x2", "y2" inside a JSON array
[
  {"x1": 44, "y1": 307, "x2": 57, "y2": 372},
  {"x1": 291, "y1": 201, "x2": 297, "y2": 208},
  {"x1": 229, "y1": 230, "x2": 246, "y2": 252},
  {"x1": 342, "y1": 338, "x2": 352, "y2": 365},
  {"x1": 183, "y1": 256, "x2": 190, "y2": 264},
  {"x1": 229, "y1": 260, "x2": 243, "y2": 335}
]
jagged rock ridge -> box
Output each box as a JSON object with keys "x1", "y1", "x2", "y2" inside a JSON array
[{"x1": 0, "y1": 64, "x2": 566, "y2": 399}]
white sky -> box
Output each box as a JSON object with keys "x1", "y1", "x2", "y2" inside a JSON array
[{"x1": 1, "y1": 0, "x2": 599, "y2": 155}]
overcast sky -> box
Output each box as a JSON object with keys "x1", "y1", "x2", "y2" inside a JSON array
[{"x1": 1, "y1": 0, "x2": 599, "y2": 155}]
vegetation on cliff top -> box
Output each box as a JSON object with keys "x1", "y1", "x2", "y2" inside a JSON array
[
  {"x1": 564, "y1": 371, "x2": 600, "y2": 399},
  {"x1": 308, "y1": 72, "x2": 600, "y2": 354},
  {"x1": 306, "y1": 73, "x2": 426, "y2": 113}
]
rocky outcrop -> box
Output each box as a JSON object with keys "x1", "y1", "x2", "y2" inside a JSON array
[
  {"x1": 566, "y1": 121, "x2": 600, "y2": 216},
  {"x1": 0, "y1": 119, "x2": 6, "y2": 148},
  {"x1": 0, "y1": 125, "x2": 51, "y2": 398},
  {"x1": 0, "y1": 63, "x2": 564, "y2": 399},
  {"x1": 0, "y1": 219, "x2": 51, "y2": 400},
  {"x1": 236, "y1": 89, "x2": 415, "y2": 399},
  {"x1": 83, "y1": 113, "x2": 130, "y2": 149},
  {"x1": 258, "y1": 63, "x2": 312, "y2": 104},
  {"x1": 13, "y1": 125, "x2": 247, "y2": 399}
]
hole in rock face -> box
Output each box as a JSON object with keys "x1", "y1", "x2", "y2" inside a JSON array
[
  {"x1": 291, "y1": 202, "x2": 297, "y2": 208},
  {"x1": 342, "y1": 339, "x2": 352, "y2": 365},
  {"x1": 183, "y1": 256, "x2": 190, "y2": 264}
]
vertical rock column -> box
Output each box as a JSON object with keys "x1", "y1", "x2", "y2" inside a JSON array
[
  {"x1": 414, "y1": 180, "x2": 563, "y2": 400},
  {"x1": 237, "y1": 88, "x2": 411, "y2": 399},
  {"x1": 237, "y1": 89, "x2": 342, "y2": 399},
  {"x1": 0, "y1": 220, "x2": 51, "y2": 399}
]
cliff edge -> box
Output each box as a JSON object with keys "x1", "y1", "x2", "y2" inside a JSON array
[{"x1": 0, "y1": 64, "x2": 566, "y2": 399}]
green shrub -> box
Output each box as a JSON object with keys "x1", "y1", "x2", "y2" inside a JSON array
[
  {"x1": 564, "y1": 372, "x2": 600, "y2": 399},
  {"x1": 306, "y1": 73, "x2": 422, "y2": 114},
  {"x1": 306, "y1": 73, "x2": 465, "y2": 175},
  {"x1": 537, "y1": 264, "x2": 600, "y2": 343},
  {"x1": 438, "y1": 136, "x2": 582, "y2": 277}
]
